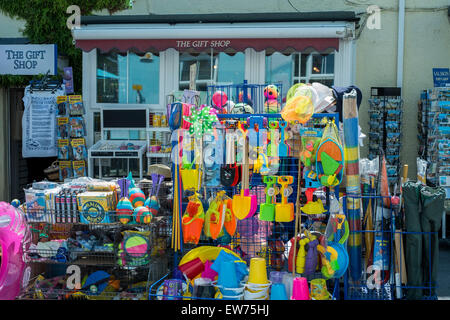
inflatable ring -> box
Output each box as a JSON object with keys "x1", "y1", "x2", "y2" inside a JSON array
[{"x1": 0, "y1": 202, "x2": 32, "y2": 300}]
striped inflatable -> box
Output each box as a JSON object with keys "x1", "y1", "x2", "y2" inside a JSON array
[
  {"x1": 343, "y1": 90, "x2": 362, "y2": 282},
  {"x1": 133, "y1": 206, "x2": 153, "y2": 224},
  {"x1": 117, "y1": 197, "x2": 134, "y2": 224},
  {"x1": 128, "y1": 187, "x2": 146, "y2": 208}
]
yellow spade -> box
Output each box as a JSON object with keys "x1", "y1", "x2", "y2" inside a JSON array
[{"x1": 275, "y1": 176, "x2": 294, "y2": 222}]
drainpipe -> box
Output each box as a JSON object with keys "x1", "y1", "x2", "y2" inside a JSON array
[{"x1": 397, "y1": 0, "x2": 405, "y2": 88}]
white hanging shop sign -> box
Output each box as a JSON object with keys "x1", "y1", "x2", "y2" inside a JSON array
[{"x1": 0, "y1": 44, "x2": 57, "y2": 75}]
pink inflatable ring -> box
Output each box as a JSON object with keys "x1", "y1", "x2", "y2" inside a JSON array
[{"x1": 0, "y1": 202, "x2": 31, "y2": 300}]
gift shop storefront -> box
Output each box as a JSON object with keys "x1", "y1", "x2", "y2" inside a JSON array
[{"x1": 72, "y1": 12, "x2": 357, "y2": 178}]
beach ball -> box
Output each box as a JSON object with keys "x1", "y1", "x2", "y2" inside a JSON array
[
  {"x1": 133, "y1": 206, "x2": 153, "y2": 224},
  {"x1": 11, "y1": 199, "x2": 20, "y2": 208},
  {"x1": 117, "y1": 197, "x2": 134, "y2": 224},
  {"x1": 212, "y1": 91, "x2": 228, "y2": 108},
  {"x1": 128, "y1": 187, "x2": 146, "y2": 208},
  {"x1": 144, "y1": 196, "x2": 160, "y2": 214}
]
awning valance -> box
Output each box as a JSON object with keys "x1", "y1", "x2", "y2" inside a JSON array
[
  {"x1": 73, "y1": 21, "x2": 353, "y2": 54},
  {"x1": 75, "y1": 38, "x2": 339, "y2": 54}
]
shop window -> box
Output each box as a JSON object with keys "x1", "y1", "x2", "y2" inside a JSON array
[
  {"x1": 96, "y1": 51, "x2": 160, "y2": 104},
  {"x1": 266, "y1": 52, "x2": 335, "y2": 100},
  {"x1": 265, "y1": 53, "x2": 293, "y2": 101},
  {"x1": 294, "y1": 53, "x2": 335, "y2": 87},
  {"x1": 179, "y1": 52, "x2": 245, "y2": 91}
]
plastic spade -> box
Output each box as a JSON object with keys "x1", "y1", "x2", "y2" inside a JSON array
[
  {"x1": 260, "y1": 176, "x2": 277, "y2": 221},
  {"x1": 232, "y1": 123, "x2": 253, "y2": 220},
  {"x1": 275, "y1": 176, "x2": 294, "y2": 222},
  {"x1": 278, "y1": 121, "x2": 288, "y2": 157},
  {"x1": 248, "y1": 116, "x2": 265, "y2": 186},
  {"x1": 268, "y1": 121, "x2": 279, "y2": 157}
]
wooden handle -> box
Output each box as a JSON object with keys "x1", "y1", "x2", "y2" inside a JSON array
[{"x1": 402, "y1": 165, "x2": 408, "y2": 181}]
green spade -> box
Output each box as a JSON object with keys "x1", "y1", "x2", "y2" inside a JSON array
[
  {"x1": 319, "y1": 152, "x2": 343, "y2": 187},
  {"x1": 260, "y1": 175, "x2": 277, "y2": 221}
]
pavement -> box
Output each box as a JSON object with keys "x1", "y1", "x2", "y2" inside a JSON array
[{"x1": 437, "y1": 239, "x2": 450, "y2": 300}]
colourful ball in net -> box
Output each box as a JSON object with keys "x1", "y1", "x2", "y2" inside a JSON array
[
  {"x1": 144, "y1": 196, "x2": 160, "y2": 210},
  {"x1": 128, "y1": 187, "x2": 146, "y2": 207},
  {"x1": 212, "y1": 91, "x2": 228, "y2": 108},
  {"x1": 281, "y1": 95, "x2": 314, "y2": 124},
  {"x1": 133, "y1": 206, "x2": 153, "y2": 224},
  {"x1": 117, "y1": 197, "x2": 134, "y2": 224},
  {"x1": 11, "y1": 199, "x2": 20, "y2": 208}
]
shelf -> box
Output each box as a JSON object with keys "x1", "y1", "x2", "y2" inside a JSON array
[
  {"x1": 146, "y1": 127, "x2": 171, "y2": 133},
  {"x1": 146, "y1": 152, "x2": 171, "y2": 158}
]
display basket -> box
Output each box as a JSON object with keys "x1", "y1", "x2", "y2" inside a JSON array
[
  {"x1": 207, "y1": 81, "x2": 284, "y2": 114},
  {"x1": 342, "y1": 195, "x2": 439, "y2": 300}
]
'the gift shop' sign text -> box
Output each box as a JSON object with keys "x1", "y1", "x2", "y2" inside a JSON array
[
  {"x1": 176, "y1": 40, "x2": 231, "y2": 49},
  {"x1": 0, "y1": 44, "x2": 57, "y2": 75}
]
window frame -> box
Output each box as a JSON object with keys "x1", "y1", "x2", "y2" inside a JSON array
[
  {"x1": 292, "y1": 53, "x2": 336, "y2": 85},
  {"x1": 95, "y1": 50, "x2": 162, "y2": 107},
  {"x1": 178, "y1": 53, "x2": 219, "y2": 90}
]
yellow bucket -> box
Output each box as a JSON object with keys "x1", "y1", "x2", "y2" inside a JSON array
[{"x1": 181, "y1": 168, "x2": 201, "y2": 191}]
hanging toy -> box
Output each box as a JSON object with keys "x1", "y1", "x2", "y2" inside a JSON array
[
  {"x1": 317, "y1": 244, "x2": 339, "y2": 279},
  {"x1": 296, "y1": 237, "x2": 310, "y2": 274},
  {"x1": 144, "y1": 195, "x2": 160, "y2": 216},
  {"x1": 301, "y1": 188, "x2": 327, "y2": 217},
  {"x1": 127, "y1": 173, "x2": 146, "y2": 208},
  {"x1": 209, "y1": 192, "x2": 227, "y2": 240},
  {"x1": 182, "y1": 193, "x2": 205, "y2": 245},
  {"x1": 299, "y1": 127, "x2": 322, "y2": 168},
  {"x1": 183, "y1": 105, "x2": 219, "y2": 140},
  {"x1": 281, "y1": 93, "x2": 314, "y2": 124},
  {"x1": 204, "y1": 194, "x2": 222, "y2": 240},
  {"x1": 133, "y1": 206, "x2": 153, "y2": 224},
  {"x1": 263, "y1": 84, "x2": 280, "y2": 113},
  {"x1": 275, "y1": 176, "x2": 294, "y2": 222},
  {"x1": 303, "y1": 231, "x2": 319, "y2": 275},
  {"x1": 223, "y1": 198, "x2": 237, "y2": 237},
  {"x1": 315, "y1": 120, "x2": 344, "y2": 187},
  {"x1": 128, "y1": 187, "x2": 146, "y2": 208},
  {"x1": 116, "y1": 197, "x2": 134, "y2": 224}
]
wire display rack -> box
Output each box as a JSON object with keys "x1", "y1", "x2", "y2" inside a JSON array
[
  {"x1": 206, "y1": 81, "x2": 284, "y2": 114},
  {"x1": 19, "y1": 178, "x2": 174, "y2": 300},
  {"x1": 342, "y1": 195, "x2": 439, "y2": 300},
  {"x1": 19, "y1": 263, "x2": 161, "y2": 300},
  {"x1": 368, "y1": 87, "x2": 403, "y2": 187},
  {"x1": 150, "y1": 112, "x2": 343, "y2": 300}
]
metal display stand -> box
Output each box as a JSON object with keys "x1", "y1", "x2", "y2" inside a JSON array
[{"x1": 88, "y1": 107, "x2": 148, "y2": 180}]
